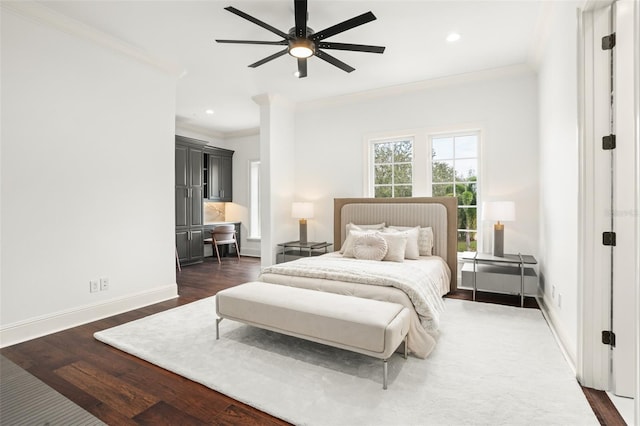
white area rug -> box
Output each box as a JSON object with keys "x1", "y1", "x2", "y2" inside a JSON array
[{"x1": 94, "y1": 297, "x2": 598, "y2": 425}]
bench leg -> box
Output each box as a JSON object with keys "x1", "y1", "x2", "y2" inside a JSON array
[
  {"x1": 216, "y1": 318, "x2": 223, "y2": 340},
  {"x1": 383, "y1": 335, "x2": 408, "y2": 390},
  {"x1": 404, "y1": 335, "x2": 408, "y2": 359},
  {"x1": 383, "y1": 359, "x2": 388, "y2": 390}
]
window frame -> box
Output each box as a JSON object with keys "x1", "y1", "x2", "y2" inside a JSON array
[
  {"x1": 365, "y1": 130, "x2": 428, "y2": 197},
  {"x1": 364, "y1": 127, "x2": 483, "y2": 254},
  {"x1": 428, "y1": 130, "x2": 482, "y2": 254},
  {"x1": 369, "y1": 137, "x2": 415, "y2": 198}
]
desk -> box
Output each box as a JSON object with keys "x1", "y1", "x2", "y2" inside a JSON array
[{"x1": 462, "y1": 253, "x2": 537, "y2": 308}]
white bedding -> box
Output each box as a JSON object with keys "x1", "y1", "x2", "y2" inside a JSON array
[{"x1": 259, "y1": 252, "x2": 451, "y2": 358}]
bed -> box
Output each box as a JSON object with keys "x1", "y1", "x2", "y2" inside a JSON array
[{"x1": 258, "y1": 197, "x2": 458, "y2": 358}]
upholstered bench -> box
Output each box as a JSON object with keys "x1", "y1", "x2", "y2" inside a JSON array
[{"x1": 215, "y1": 281, "x2": 411, "y2": 389}]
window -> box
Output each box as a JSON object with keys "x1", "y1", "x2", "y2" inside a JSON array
[
  {"x1": 431, "y1": 133, "x2": 479, "y2": 252},
  {"x1": 249, "y1": 160, "x2": 261, "y2": 239},
  {"x1": 371, "y1": 138, "x2": 413, "y2": 198}
]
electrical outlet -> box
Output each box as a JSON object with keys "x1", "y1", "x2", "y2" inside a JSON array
[
  {"x1": 551, "y1": 285, "x2": 555, "y2": 298},
  {"x1": 90, "y1": 280, "x2": 99, "y2": 293},
  {"x1": 100, "y1": 277, "x2": 109, "y2": 291},
  {"x1": 558, "y1": 294, "x2": 562, "y2": 308}
]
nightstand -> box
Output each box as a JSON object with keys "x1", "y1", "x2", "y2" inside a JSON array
[
  {"x1": 461, "y1": 252, "x2": 538, "y2": 307},
  {"x1": 276, "y1": 241, "x2": 332, "y2": 264}
]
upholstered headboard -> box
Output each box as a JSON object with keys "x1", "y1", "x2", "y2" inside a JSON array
[{"x1": 334, "y1": 197, "x2": 458, "y2": 291}]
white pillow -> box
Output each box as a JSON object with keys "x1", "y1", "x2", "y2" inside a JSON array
[
  {"x1": 342, "y1": 230, "x2": 378, "y2": 258},
  {"x1": 353, "y1": 233, "x2": 388, "y2": 261},
  {"x1": 418, "y1": 227, "x2": 434, "y2": 256},
  {"x1": 379, "y1": 232, "x2": 408, "y2": 262},
  {"x1": 340, "y1": 222, "x2": 386, "y2": 253},
  {"x1": 385, "y1": 226, "x2": 420, "y2": 259},
  {"x1": 347, "y1": 222, "x2": 385, "y2": 231}
]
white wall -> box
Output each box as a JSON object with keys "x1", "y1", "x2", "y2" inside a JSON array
[
  {"x1": 537, "y1": 1, "x2": 580, "y2": 364},
  {"x1": 294, "y1": 67, "x2": 540, "y2": 256},
  {"x1": 0, "y1": 7, "x2": 178, "y2": 345}
]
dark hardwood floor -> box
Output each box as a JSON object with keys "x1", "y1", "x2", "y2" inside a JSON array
[{"x1": 1, "y1": 257, "x2": 627, "y2": 425}]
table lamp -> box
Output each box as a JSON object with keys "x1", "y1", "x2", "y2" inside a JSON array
[
  {"x1": 292, "y1": 202, "x2": 314, "y2": 244},
  {"x1": 482, "y1": 201, "x2": 515, "y2": 257}
]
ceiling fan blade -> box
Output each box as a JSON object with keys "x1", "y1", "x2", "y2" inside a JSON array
[
  {"x1": 248, "y1": 48, "x2": 289, "y2": 68},
  {"x1": 317, "y1": 42, "x2": 385, "y2": 54},
  {"x1": 294, "y1": 0, "x2": 308, "y2": 38},
  {"x1": 315, "y1": 49, "x2": 355, "y2": 73},
  {"x1": 216, "y1": 39, "x2": 288, "y2": 46},
  {"x1": 297, "y1": 58, "x2": 308, "y2": 78},
  {"x1": 224, "y1": 6, "x2": 290, "y2": 39},
  {"x1": 310, "y1": 11, "x2": 377, "y2": 41}
]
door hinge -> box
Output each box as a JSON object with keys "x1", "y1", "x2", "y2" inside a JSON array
[
  {"x1": 602, "y1": 232, "x2": 616, "y2": 246},
  {"x1": 602, "y1": 33, "x2": 616, "y2": 50},
  {"x1": 602, "y1": 134, "x2": 616, "y2": 150},
  {"x1": 602, "y1": 330, "x2": 616, "y2": 347}
]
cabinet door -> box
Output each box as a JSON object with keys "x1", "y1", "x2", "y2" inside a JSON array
[
  {"x1": 175, "y1": 230, "x2": 190, "y2": 264},
  {"x1": 189, "y1": 228, "x2": 204, "y2": 261},
  {"x1": 190, "y1": 186, "x2": 203, "y2": 226},
  {"x1": 188, "y1": 147, "x2": 203, "y2": 226},
  {"x1": 175, "y1": 145, "x2": 188, "y2": 187},
  {"x1": 189, "y1": 147, "x2": 203, "y2": 187},
  {"x1": 220, "y1": 155, "x2": 233, "y2": 201},
  {"x1": 175, "y1": 187, "x2": 189, "y2": 228},
  {"x1": 208, "y1": 155, "x2": 222, "y2": 200},
  {"x1": 175, "y1": 145, "x2": 190, "y2": 227}
]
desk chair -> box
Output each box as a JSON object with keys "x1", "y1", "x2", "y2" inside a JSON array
[{"x1": 210, "y1": 225, "x2": 240, "y2": 264}]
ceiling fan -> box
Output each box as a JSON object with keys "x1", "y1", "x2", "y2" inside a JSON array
[{"x1": 216, "y1": 0, "x2": 385, "y2": 78}]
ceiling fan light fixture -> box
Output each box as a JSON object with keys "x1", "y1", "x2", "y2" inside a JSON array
[{"x1": 289, "y1": 38, "x2": 315, "y2": 58}]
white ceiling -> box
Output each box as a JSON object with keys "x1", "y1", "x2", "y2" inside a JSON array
[{"x1": 40, "y1": 0, "x2": 549, "y2": 135}]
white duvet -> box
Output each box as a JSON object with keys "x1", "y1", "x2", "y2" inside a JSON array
[{"x1": 259, "y1": 253, "x2": 451, "y2": 358}]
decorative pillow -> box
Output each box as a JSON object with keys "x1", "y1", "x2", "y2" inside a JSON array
[
  {"x1": 340, "y1": 222, "x2": 386, "y2": 253},
  {"x1": 418, "y1": 227, "x2": 434, "y2": 256},
  {"x1": 353, "y1": 233, "x2": 388, "y2": 261},
  {"x1": 342, "y1": 230, "x2": 378, "y2": 258},
  {"x1": 385, "y1": 226, "x2": 420, "y2": 259},
  {"x1": 379, "y1": 232, "x2": 408, "y2": 262}
]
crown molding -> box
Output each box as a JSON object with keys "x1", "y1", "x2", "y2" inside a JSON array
[
  {"x1": 175, "y1": 121, "x2": 259, "y2": 140},
  {"x1": 224, "y1": 127, "x2": 260, "y2": 139},
  {"x1": 1, "y1": 1, "x2": 185, "y2": 78},
  {"x1": 297, "y1": 63, "x2": 535, "y2": 111},
  {"x1": 175, "y1": 122, "x2": 226, "y2": 140}
]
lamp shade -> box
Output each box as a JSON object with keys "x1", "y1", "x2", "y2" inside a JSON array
[
  {"x1": 482, "y1": 201, "x2": 515, "y2": 222},
  {"x1": 291, "y1": 202, "x2": 314, "y2": 219}
]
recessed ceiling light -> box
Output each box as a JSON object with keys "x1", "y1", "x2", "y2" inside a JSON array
[
  {"x1": 205, "y1": 109, "x2": 215, "y2": 115},
  {"x1": 446, "y1": 32, "x2": 461, "y2": 43}
]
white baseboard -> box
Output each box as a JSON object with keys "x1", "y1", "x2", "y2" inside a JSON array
[
  {"x1": 240, "y1": 248, "x2": 261, "y2": 258},
  {"x1": 0, "y1": 284, "x2": 178, "y2": 348},
  {"x1": 537, "y1": 294, "x2": 577, "y2": 375}
]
